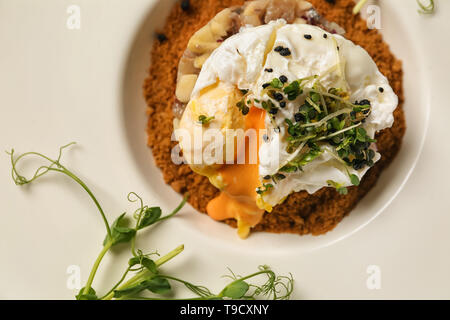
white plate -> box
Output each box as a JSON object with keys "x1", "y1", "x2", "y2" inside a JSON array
[{"x1": 1, "y1": 0, "x2": 450, "y2": 299}]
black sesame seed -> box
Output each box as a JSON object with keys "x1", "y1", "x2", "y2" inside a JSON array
[
  {"x1": 181, "y1": 0, "x2": 190, "y2": 11},
  {"x1": 273, "y1": 93, "x2": 284, "y2": 101},
  {"x1": 379, "y1": 87, "x2": 384, "y2": 93},
  {"x1": 337, "y1": 46, "x2": 340, "y2": 51},
  {"x1": 280, "y1": 48, "x2": 291, "y2": 56},
  {"x1": 263, "y1": 135, "x2": 269, "y2": 142},
  {"x1": 323, "y1": 33, "x2": 328, "y2": 39},
  {"x1": 274, "y1": 46, "x2": 284, "y2": 52},
  {"x1": 304, "y1": 34, "x2": 312, "y2": 40},
  {"x1": 279, "y1": 75, "x2": 288, "y2": 83},
  {"x1": 279, "y1": 101, "x2": 286, "y2": 108},
  {"x1": 156, "y1": 33, "x2": 168, "y2": 43},
  {"x1": 269, "y1": 107, "x2": 279, "y2": 115},
  {"x1": 265, "y1": 68, "x2": 274, "y2": 73},
  {"x1": 264, "y1": 175, "x2": 271, "y2": 180},
  {"x1": 262, "y1": 83, "x2": 270, "y2": 89},
  {"x1": 242, "y1": 106, "x2": 249, "y2": 115}
]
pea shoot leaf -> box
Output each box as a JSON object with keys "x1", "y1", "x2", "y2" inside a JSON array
[
  {"x1": 145, "y1": 276, "x2": 171, "y2": 294},
  {"x1": 113, "y1": 276, "x2": 171, "y2": 298},
  {"x1": 138, "y1": 207, "x2": 162, "y2": 230},
  {"x1": 113, "y1": 281, "x2": 148, "y2": 298},
  {"x1": 141, "y1": 258, "x2": 158, "y2": 273},
  {"x1": 350, "y1": 174, "x2": 360, "y2": 186},
  {"x1": 222, "y1": 280, "x2": 249, "y2": 299},
  {"x1": 268, "y1": 78, "x2": 283, "y2": 89},
  {"x1": 104, "y1": 213, "x2": 136, "y2": 246},
  {"x1": 128, "y1": 256, "x2": 140, "y2": 267},
  {"x1": 129, "y1": 256, "x2": 158, "y2": 273},
  {"x1": 76, "y1": 287, "x2": 98, "y2": 300}
]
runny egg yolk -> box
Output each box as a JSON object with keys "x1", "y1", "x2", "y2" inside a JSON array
[{"x1": 206, "y1": 106, "x2": 266, "y2": 239}]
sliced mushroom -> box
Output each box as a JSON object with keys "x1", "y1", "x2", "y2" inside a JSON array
[
  {"x1": 242, "y1": 0, "x2": 268, "y2": 26},
  {"x1": 173, "y1": 0, "x2": 346, "y2": 119},
  {"x1": 175, "y1": 74, "x2": 198, "y2": 103},
  {"x1": 187, "y1": 8, "x2": 232, "y2": 55},
  {"x1": 265, "y1": 0, "x2": 297, "y2": 24}
]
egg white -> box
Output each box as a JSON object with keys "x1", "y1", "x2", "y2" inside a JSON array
[{"x1": 183, "y1": 20, "x2": 398, "y2": 208}]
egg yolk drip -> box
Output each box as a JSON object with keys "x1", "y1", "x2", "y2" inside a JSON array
[{"x1": 206, "y1": 107, "x2": 266, "y2": 239}]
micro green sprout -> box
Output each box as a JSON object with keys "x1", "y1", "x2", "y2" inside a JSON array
[{"x1": 198, "y1": 115, "x2": 215, "y2": 125}]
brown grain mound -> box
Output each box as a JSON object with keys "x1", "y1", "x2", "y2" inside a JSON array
[{"x1": 143, "y1": 0, "x2": 405, "y2": 236}]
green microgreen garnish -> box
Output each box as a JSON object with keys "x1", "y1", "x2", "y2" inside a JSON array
[
  {"x1": 265, "y1": 78, "x2": 284, "y2": 89},
  {"x1": 263, "y1": 173, "x2": 287, "y2": 184},
  {"x1": 326, "y1": 173, "x2": 359, "y2": 195},
  {"x1": 284, "y1": 77, "x2": 375, "y2": 169},
  {"x1": 284, "y1": 80, "x2": 302, "y2": 101},
  {"x1": 350, "y1": 174, "x2": 360, "y2": 186},
  {"x1": 236, "y1": 99, "x2": 250, "y2": 115},
  {"x1": 261, "y1": 99, "x2": 278, "y2": 113},
  {"x1": 198, "y1": 115, "x2": 215, "y2": 125},
  {"x1": 280, "y1": 142, "x2": 323, "y2": 173},
  {"x1": 327, "y1": 180, "x2": 348, "y2": 195},
  {"x1": 256, "y1": 183, "x2": 274, "y2": 195},
  {"x1": 7, "y1": 143, "x2": 294, "y2": 300},
  {"x1": 236, "y1": 88, "x2": 256, "y2": 116},
  {"x1": 259, "y1": 74, "x2": 376, "y2": 195}
]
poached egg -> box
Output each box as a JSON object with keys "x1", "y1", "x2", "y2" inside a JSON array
[{"x1": 176, "y1": 20, "x2": 398, "y2": 238}]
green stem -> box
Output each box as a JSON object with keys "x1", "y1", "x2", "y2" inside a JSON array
[
  {"x1": 9, "y1": 148, "x2": 111, "y2": 238},
  {"x1": 82, "y1": 241, "x2": 113, "y2": 295},
  {"x1": 130, "y1": 237, "x2": 137, "y2": 257},
  {"x1": 99, "y1": 267, "x2": 131, "y2": 300},
  {"x1": 155, "y1": 245, "x2": 184, "y2": 266},
  {"x1": 8, "y1": 146, "x2": 113, "y2": 297},
  {"x1": 53, "y1": 167, "x2": 112, "y2": 239},
  {"x1": 155, "y1": 195, "x2": 188, "y2": 223},
  {"x1": 313, "y1": 122, "x2": 362, "y2": 142},
  {"x1": 101, "y1": 245, "x2": 184, "y2": 300}
]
